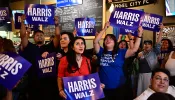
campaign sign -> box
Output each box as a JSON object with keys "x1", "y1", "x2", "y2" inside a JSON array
[
  {"x1": 57, "y1": 0, "x2": 83, "y2": 7},
  {"x1": 25, "y1": 4, "x2": 55, "y2": 25},
  {"x1": 0, "y1": 7, "x2": 9, "y2": 21},
  {"x1": 120, "y1": 28, "x2": 138, "y2": 36},
  {"x1": 0, "y1": 52, "x2": 31, "y2": 90},
  {"x1": 63, "y1": 73, "x2": 105, "y2": 100},
  {"x1": 36, "y1": 52, "x2": 56, "y2": 77},
  {"x1": 14, "y1": 13, "x2": 39, "y2": 30},
  {"x1": 140, "y1": 13, "x2": 163, "y2": 32},
  {"x1": 75, "y1": 18, "x2": 96, "y2": 36},
  {"x1": 109, "y1": 8, "x2": 144, "y2": 30}
]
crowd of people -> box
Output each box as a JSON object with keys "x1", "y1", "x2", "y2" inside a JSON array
[{"x1": 0, "y1": 15, "x2": 175, "y2": 100}]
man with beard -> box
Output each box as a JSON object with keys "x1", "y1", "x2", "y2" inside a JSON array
[{"x1": 19, "y1": 15, "x2": 60, "y2": 100}]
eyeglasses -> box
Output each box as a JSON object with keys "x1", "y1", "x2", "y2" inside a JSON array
[{"x1": 154, "y1": 76, "x2": 169, "y2": 83}]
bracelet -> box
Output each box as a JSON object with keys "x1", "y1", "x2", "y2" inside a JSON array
[
  {"x1": 129, "y1": 38, "x2": 133, "y2": 40},
  {"x1": 137, "y1": 36, "x2": 142, "y2": 38}
]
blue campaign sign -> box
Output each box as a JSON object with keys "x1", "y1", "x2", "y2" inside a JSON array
[
  {"x1": 14, "y1": 13, "x2": 39, "y2": 30},
  {"x1": 120, "y1": 28, "x2": 138, "y2": 36},
  {"x1": 36, "y1": 52, "x2": 56, "y2": 78},
  {"x1": 25, "y1": 4, "x2": 55, "y2": 25},
  {"x1": 57, "y1": 0, "x2": 83, "y2": 7},
  {"x1": 75, "y1": 17, "x2": 96, "y2": 36},
  {"x1": 0, "y1": 7, "x2": 9, "y2": 22},
  {"x1": 0, "y1": 52, "x2": 31, "y2": 90},
  {"x1": 109, "y1": 8, "x2": 144, "y2": 30},
  {"x1": 140, "y1": 13, "x2": 163, "y2": 32},
  {"x1": 63, "y1": 73, "x2": 105, "y2": 100}
]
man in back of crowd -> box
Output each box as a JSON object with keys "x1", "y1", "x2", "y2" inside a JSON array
[
  {"x1": 135, "y1": 68, "x2": 175, "y2": 100},
  {"x1": 19, "y1": 15, "x2": 60, "y2": 100}
]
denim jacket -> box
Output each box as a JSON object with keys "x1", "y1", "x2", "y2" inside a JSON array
[{"x1": 141, "y1": 43, "x2": 161, "y2": 70}]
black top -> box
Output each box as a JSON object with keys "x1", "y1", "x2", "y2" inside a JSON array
[
  {"x1": 20, "y1": 41, "x2": 60, "y2": 100},
  {"x1": 139, "y1": 58, "x2": 152, "y2": 73}
]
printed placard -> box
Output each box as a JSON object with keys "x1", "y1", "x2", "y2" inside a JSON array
[
  {"x1": 109, "y1": 8, "x2": 144, "y2": 30},
  {"x1": 14, "y1": 13, "x2": 39, "y2": 30},
  {"x1": 0, "y1": 52, "x2": 31, "y2": 90},
  {"x1": 63, "y1": 73, "x2": 105, "y2": 100},
  {"x1": 75, "y1": 18, "x2": 96, "y2": 36},
  {"x1": 25, "y1": 4, "x2": 55, "y2": 25},
  {"x1": 120, "y1": 28, "x2": 138, "y2": 36},
  {"x1": 0, "y1": 7, "x2": 9, "y2": 21},
  {"x1": 140, "y1": 13, "x2": 163, "y2": 32},
  {"x1": 36, "y1": 52, "x2": 56, "y2": 77},
  {"x1": 57, "y1": 0, "x2": 83, "y2": 7}
]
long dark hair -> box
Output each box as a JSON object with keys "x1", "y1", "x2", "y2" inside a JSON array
[
  {"x1": 103, "y1": 34, "x2": 118, "y2": 59},
  {"x1": 161, "y1": 39, "x2": 173, "y2": 51},
  {"x1": 60, "y1": 32, "x2": 75, "y2": 52},
  {"x1": 66, "y1": 37, "x2": 86, "y2": 73},
  {"x1": 117, "y1": 40, "x2": 128, "y2": 49},
  {"x1": 2, "y1": 38, "x2": 16, "y2": 53}
]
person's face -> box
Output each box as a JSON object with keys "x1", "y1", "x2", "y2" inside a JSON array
[
  {"x1": 151, "y1": 72, "x2": 169, "y2": 93},
  {"x1": 104, "y1": 36, "x2": 115, "y2": 50},
  {"x1": 60, "y1": 34, "x2": 70, "y2": 48},
  {"x1": 119, "y1": 41, "x2": 127, "y2": 49},
  {"x1": 34, "y1": 32, "x2": 44, "y2": 45},
  {"x1": 143, "y1": 43, "x2": 152, "y2": 51},
  {"x1": 161, "y1": 40, "x2": 169, "y2": 50},
  {"x1": 73, "y1": 39, "x2": 85, "y2": 54}
]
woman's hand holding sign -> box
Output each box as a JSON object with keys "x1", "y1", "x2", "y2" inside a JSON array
[{"x1": 59, "y1": 89, "x2": 67, "y2": 99}]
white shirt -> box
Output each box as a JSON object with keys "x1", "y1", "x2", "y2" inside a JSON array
[
  {"x1": 165, "y1": 51, "x2": 175, "y2": 76},
  {"x1": 134, "y1": 86, "x2": 175, "y2": 100}
]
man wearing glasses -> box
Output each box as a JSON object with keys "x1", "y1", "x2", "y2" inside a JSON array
[{"x1": 135, "y1": 68, "x2": 175, "y2": 100}]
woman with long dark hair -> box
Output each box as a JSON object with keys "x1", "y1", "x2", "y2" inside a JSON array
[
  {"x1": 0, "y1": 38, "x2": 15, "y2": 100},
  {"x1": 158, "y1": 38, "x2": 173, "y2": 65},
  {"x1": 94, "y1": 21, "x2": 143, "y2": 100},
  {"x1": 57, "y1": 37, "x2": 93, "y2": 99}
]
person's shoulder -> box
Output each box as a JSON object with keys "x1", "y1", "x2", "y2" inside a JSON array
[
  {"x1": 168, "y1": 85, "x2": 175, "y2": 92},
  {"x1": 60, "y1": 56, "x2": 67, "y2": 61},
  {"x1": 135, "y1": 88, "x2": 155, "y2": 100}
]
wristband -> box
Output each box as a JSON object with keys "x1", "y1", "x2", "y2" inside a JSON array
[
  {"x1": 129, "y1": 38, "x2": 133, "y2": 40},
  {"x1": 137, "y1": 36, "x2": 142, "y2": 38}
]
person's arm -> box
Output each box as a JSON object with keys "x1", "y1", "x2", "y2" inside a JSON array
[
  {"x1": 156, "y1": 23, "x2": 164, "y2": 44},
  {"x1": 93, "y1": 22, "x2": 110, "y2": 53},
  {"x1": 53, "y1": 16, "x2": 60, "y2": 48},
  {"x1": 153, "y1": 24, "x2": 164, "y2": 55},
  {"x1": 73, "y1": 28, "x2": 77, "y2": 37},
  {"x1": 57, "y1": 77, "x2": 66, "y2": 99},
  {"x1": 125, "y1": 26, "x2": 143, "y2": 58},
  {"x1": 20, "y1": 14, "x2": 28, "y2": 49},
  {"x1": 57, "y1": 57, "x2": 67, "y2": 99},
  {"x1": 127, "y1": 33, "x2": 134, "y2": 49}
]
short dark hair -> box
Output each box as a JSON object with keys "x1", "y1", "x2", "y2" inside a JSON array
[
  {"x1": 151, "y1": 68, "x2": 170, "y2": 79},
  {"x1": 144, "y1": 40, "x2": 153, "y2": 45},
  {"x1": 148, "y1": 92, "x2": 175, "y2": 100},
  {"x1": 33, "y1": 30, "x2": 44, "y2": 36},
  {"x1": 60, "y1": 31, "x2": 74, "y2": 42}
]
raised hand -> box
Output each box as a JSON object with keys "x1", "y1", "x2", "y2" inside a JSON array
[{"x1": 54, "y1": 16, "x2": 59, "y2": 25}]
